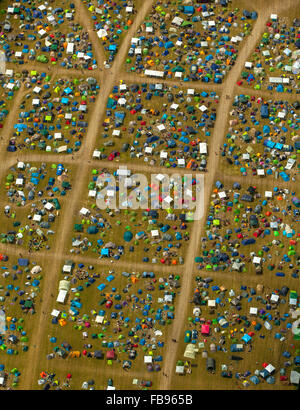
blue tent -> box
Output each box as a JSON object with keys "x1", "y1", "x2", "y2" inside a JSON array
[
  {"x1": 250, "y1": 375, "x2": 260, "y2": 385},
  {"x1": 242, "y1": 334, "x2": 252, "y2": 343},
  {"x1": 101, "y1": 249, "x2": 109, "y2": 257},
  {"x1": 123, "y1": 231, "x2": 133, "y2": 242},
  {"x1": 241, "y1": 238, "x2": 256, "y2": 245},
  {"x1": 18, "y1": 258, "x2": 29, "y2": 266}
]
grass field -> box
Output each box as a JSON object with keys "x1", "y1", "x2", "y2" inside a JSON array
[{"x1": 0, "y1": 0, "x2": 299, "y2": 392}]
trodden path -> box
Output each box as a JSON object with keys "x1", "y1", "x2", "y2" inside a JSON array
[{"x1": 0, "y1": 0, "x2": 298, "y2": 389}]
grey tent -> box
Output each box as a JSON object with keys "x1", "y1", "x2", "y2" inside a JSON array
[
  {"x1": 94, "y1": 350, "x2": 104, "y2": 359},
  {"x1": 290, "y1": 370, "x2": 300, "y2": 385},
  {"x1": 206, "y1": 357, "x2": 215, "y2": 372}
]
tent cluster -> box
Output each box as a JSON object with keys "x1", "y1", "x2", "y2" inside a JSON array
[
  {"x1": 0, "y1": 256, "x2": 43, "y2": 358},
  {"x1": 37, "y1": 371, "x2": 106, "y2": 390},
  {"x1": 0, "y1": 2, "x2": 98, "y2": 70},
  {"x1": 37, "y1": 371, "x2": 75, "y2": 390},
  {"x1": 239, "y1": 15, "x2": 300, "y2": 93},
  {"x1": 48, "y1": 262, "x2": 180, "y2": 374},
  {"x1": 0, "y1": 366, "x2": 21, "y2": 389},
  {"x1": 7, "y1": 72, "x2": 99, "y2": 154},
  {"x1": 0, "y1": 70, "x2": 21, "y2": 128},
  {"x1": 222, "y1": 95, "x2": 299, "y2": 180},
  {"x1": 125, "y1": 1, "x2": 254, "y2": 82},
  {"x1": 70, "y1": 167, "x2": 193, "y2": 264},
  {"x1": 195, "y1": 180, "x2": 299, "y2": 276},
  {"x1": 86, "y1": 0, "x2": 137, "y2": 66},
  {"x1": 94, "y1": 82, "x2": 217, "y2": 170},
  {"x1": 1, "y1": 161, "x2": 72, "y2": 251},
  {"x1": 178, "y1": 276, "x2": 300, "y2": 387}
]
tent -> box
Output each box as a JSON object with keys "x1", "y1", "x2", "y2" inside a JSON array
[
  {"x1": 206, "y1": 357, "x2": 215, "y2": 372},
  {"x1": 175, "y1": 365, "x2": 184, "y2": 375},
  {"x1": 94, "y1": 350, "x2": 103, "y2": 359},
  {"x1": 123, "y1": 231, "x2": 133, "y2": 242},
  {"x1": 184, "y1": 344, "x2": 197, "y2": 359},
  {"x1": 106, "y1": 350, "x2": 115, "y2": 360},
  {"x1": 201, "y1": 324, "x2": 210, "y2": 335},
  {"x1": 18, "y1": 258, "x2": 29, "y2": 266}
]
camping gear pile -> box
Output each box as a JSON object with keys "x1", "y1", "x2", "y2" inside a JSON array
[
  {"x1": 239, "y1": 15, "x2": 300, "y2": 93},
  {"x1": 37, "y1": 371, "x2": 74, "y2": 390},
  {"x1": 70, "y1": 167, "x2": 193, "y2": 264},
  {"x1": 125, "y1": 1, "x2": 255, "y2": 82},
  {"x1": 1, "y1": 161, "x2": 72, "y2": 251},
  {"x1": 180, "y1": 276, "x2": 300, "y2": 387},
  {"x1": 0, "y1": 256, "x2": 43, "y2": 358},
  {"x1": 221, "y1": 95, "x2": 299, "y2": 180},
  {"x1": 84, "y1": 0, "x2": 138, "y2": 66},
  {"x1": 0, "y1": 2, "x2": 98, "y2": 70},
  {"x1": 195, "y1": 180, "x2": 299, "y2": 276},
  {"x1": 94, "y1": 82, "x2": 218, "y2": 170},
  {"x1": 47, "y1": 263, "x2": 180, "y2": 374},
  {"x1": 7, "y1": 72, "x2": 99, "y2": 154},
  {"x1": 0, "y1": 366, "x2": 22, "y2": 389}
]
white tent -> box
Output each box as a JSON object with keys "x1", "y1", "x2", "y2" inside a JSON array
[
  {"x1": 56, "y1": 289, "x2": 67, "y2": 304},
  {"x1": 175, "y1": 366, "x2": 184, "y2": 374},
  {"x1": 184, "y1": 344, "x2": 198, "y2": 359}
]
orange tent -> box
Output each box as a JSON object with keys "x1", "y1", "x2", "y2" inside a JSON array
[{"x1": 68, "y1": 351, "x2": 80, "y2": 358}]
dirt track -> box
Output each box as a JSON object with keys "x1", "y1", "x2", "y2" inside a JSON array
[{"x1": 0, "y1": 0, "x2": 298, "y2": 389}]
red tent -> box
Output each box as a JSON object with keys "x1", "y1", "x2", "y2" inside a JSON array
[
  {"x1": 201, "y1": 324, "x2": 210, "y2": 335},
  {"x1": 106, "y1": 350, "x2": 116, "y2": 359}
]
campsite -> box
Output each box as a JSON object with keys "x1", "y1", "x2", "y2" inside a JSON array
[
  {"x1": 68, "y1": 166, "x2": 195, "y2": 264},
  {"x1": 0, "y1": 255, "x2": 44, "y2": 389},
  {"x1": 194, "y1": 175, "x2": 299, "y2": 276},
  {"x1": 1, "y1": 1, "x2": 98, "y2": 70},
  {"x1": 124, "y1": 0, "x2": 256, "y2": 82},
  {"x1": 173, "y1": 274, "x2": 300, "y2": 389},
  {"x1": 220, "y1": 94, "x2": 299, "y2": 181},
  {"x1": 84, "y1": 0, "x2": 142, "y2": 67},
  {"x1": 6, "y1": 71, "x2": 99, "y2": 154},
  {"x1": 0, "y1": 0, "x2": 299, "y2": 393},
  {"x1": 0, "y1": 161, "x2": 74, "y2": 252},
  {"x1": 0, "y1": 69, "x2": 21, "y2": 131},
  {"x1": 36, "y1": 262, "x2": 181, "y2": 389},
  {"x1": 238, "y1": 15, "x2": 300, "y2": 93},
  {"x1": 93, "y1": 81, "x2": 217, "y2": 171}
]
